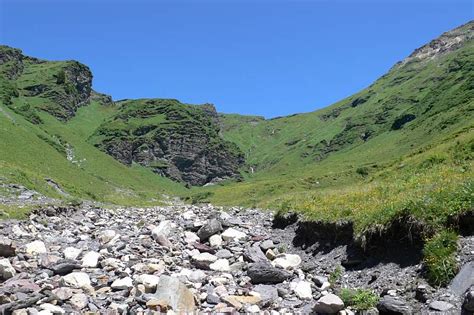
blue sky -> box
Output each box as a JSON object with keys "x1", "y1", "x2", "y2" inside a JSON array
[{"x1": 0, "y1": 0, "x2": 472, "y2": 118}]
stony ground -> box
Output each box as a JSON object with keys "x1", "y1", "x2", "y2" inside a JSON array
[{"x1": 0, "y1": 190, "x2": 473, "y2": 314}]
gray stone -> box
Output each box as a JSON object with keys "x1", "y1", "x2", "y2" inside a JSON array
[
  {"x1": 313, "y1": 293, "x2": 344, "y2": 314},
  {"x1": 450, "y1": 261, "x2": 474, "y2": 296},
  {"x1": 25, "y1": 240, "x2": 47, "y2": 255},
  {"x1": 429, "y1": 300, "x2": 454, "y2": 311},
  {"x1": 247, "y1": 262, "x2": 291, "y2": 284},
  {"x1": 49, "y1": 260, "x2": 81, "y2": 275},
  {"x1": 376, "y1": 295, "x2": 412, "y2": 315},
  {"x1": 69, "y1": 293, "x2": 88, "y2": 310},
  {"x1": 253, "y1": 284, "x2": 278, "y2": 307},
  {"x1": 0, "y1": 258, "x2": 16, "y2": 279},
  {"x1": 197, "y1": 218, "x2": 223, "y2": 241},
  {"x1": 111, "y1": 277, "x2": 133, "y2": 290},
  {"x1": 260, "y1": 240, "x2": 275, "y2": 251},
  {"x1": 244, "y1": 243, "x2": 268, "y2": 263}
]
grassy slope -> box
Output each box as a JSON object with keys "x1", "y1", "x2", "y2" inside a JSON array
[
  {"x1": 0, "y1": 99, "x2": 186, "y2": 205},
  {"x1": 204, "y1": 38, "x2": 474, "y2": 211}
]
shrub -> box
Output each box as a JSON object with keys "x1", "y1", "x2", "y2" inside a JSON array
[
  {"x1": 340, "y1": 288, "x2": 379, "y2": 310},
  {"x1": 329, "y1": 265, "x2": 342, "y2": 284},
  {"x1": 56, "y1": 70, "x2": 66, "y2": 84},
  {"x1": 356, "y1": 167, "x2": 369, "y2": 177},
  {"x1": 423, "y1": 230, "x2": 458, "y2": 287}
]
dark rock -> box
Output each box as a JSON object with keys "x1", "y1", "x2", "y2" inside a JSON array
[
  {"x1": 49, "y1": 260, "x2": 81, "y2": 275},
  {"x1": 253, "y1": 284, "x2": 278, "y2": 307},
  {"x1": 450, "y1": 261, "x2": 474, "y2": 296},
  {"x1": 464, "y1": 287, "x2": 474, "y2": 312},
  {"x1": 193, "y1": 242, "x2": 216, "y2": 254},
  {"x1": 0, "y1": 237, "x2": 16, "y2": 257},
  {"x1": 197, "y1": 219, "x2": 222, "y2": 241},
  {"x1": 377, "y1": 295, "x2": 413, "y2": 315},
  {"x1": 243, "y1": 244, "x2": 268, "y2": 263},
  {"x1": 247, "y1": 262, "x2": 291, "y2": 284}
]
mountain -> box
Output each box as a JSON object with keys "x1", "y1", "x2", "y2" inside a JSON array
[
  {"x1": 0, "y1": 21, "x2": 472, "y2": 212},
  {"x1": 204, "y1": 21, "x2": 473, "y2": 206}
]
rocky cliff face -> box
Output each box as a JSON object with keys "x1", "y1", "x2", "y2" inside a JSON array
[
  {"x1": 90, "y1": 99, "x2": 244, "y2": 186},
  {"x1": 398, "y1": 20, "x2": 473, "y2": 66},
  {"x1": 0, "y1": 45, "x2": 95, "y2": 121}
]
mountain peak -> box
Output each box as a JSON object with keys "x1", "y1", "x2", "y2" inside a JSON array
[{"x1": 399, "y1": 20, "x2": 473, "y2": 66}]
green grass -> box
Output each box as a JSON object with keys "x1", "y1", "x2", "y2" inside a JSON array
[
  {"x1": 340, "y1": 288, "x2": 379, "y2": 311},
  {"x1": 423, "y1": 230, "x2": 459, "y2": 287},
  {"x1": 0, "y1": 204, "x2": 35, "y2": 220}
]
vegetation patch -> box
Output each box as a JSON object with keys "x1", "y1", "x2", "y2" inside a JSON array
[
  {"x1": 422, "y1": 230, "x2": 459, "y2": 287},
  {"x1": 340, "y1": 288, "x2": 380, "y2": 311}
]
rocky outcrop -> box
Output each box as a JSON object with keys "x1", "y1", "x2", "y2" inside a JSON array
[
  {"x1": 398, "y1": 20, "x2": 473, "y2": 66},
  {"x1": 91, "y1": 99, "x2": 244, "y2": 186},
  {"x1": 0, "y1": 45, "x2": 94, "y2": 121}
]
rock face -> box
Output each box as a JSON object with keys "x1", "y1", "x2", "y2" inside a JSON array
[
  {"x1": 90, "y1": 99, "x2": 244, "y2": 186},
  {"x1": 0, "y1": 45, "x2": 97, "y2": 121}
]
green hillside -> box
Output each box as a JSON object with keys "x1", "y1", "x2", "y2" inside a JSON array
[{"x1": 202, "y1": 21, "x2": 473, "y2": 207}]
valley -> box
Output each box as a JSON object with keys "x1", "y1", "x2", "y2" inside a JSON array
[{"x1": 0, "y1": 20, "x2": 473, "y2": 314}]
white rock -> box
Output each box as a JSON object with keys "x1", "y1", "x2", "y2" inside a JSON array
[
  {"x1": 193, "y1": 252, "x2": 217, "y2": 263},
  {"x1": 209, "y1": 235, "x2": 223, "y2": 247},
  {"x1": 12, "y1": 225, "x2": 29, "y2": 237},
  {"x1": 0, "y1": 258, "x2": 16, "y2": 279},
  {"x1": 63, "y1": 247, "x2": 82, "y2": 260},
  {"x1": 62, "y1": 272, "x2": 91, "y2": 289},
  {"x1": 182, "y1": 210, "x2": 196, "y2": 220},
  {"x1": 137, "y1": 274, "x2": 160, "y2": 292},
  {"x1": 151, "y1": 220, "x2": 173, "y2": 240},
  {"x1": 111, "y1": 277, "x2": 133, "y2": 290},
  {"x1": 293, "y1": 281, "x2": 312, "y2": 299},
  {"x1": 39, "y1": 303, "x2": 65, "y2": 314},
  {"x1": 273, "y1": 253, "x2": 302, "y2": 270},
  {"x1": 25, "y1": 240, "x2": 47, "y2": 255},
  {"x1": 184, "y1": 231, "x2": 200, "y2": 244},
  {"x1": 188, "y1": 270, "x2": 207, "y2": 283},
  {"x1": 69, "y1": 293, "x2": 88, "y2": 310},
  {"x1": 221, "y1": 228, "x2": 247, "y2": 242},
  {"x1": 81, "y1": 251, "x2": 100, "y2": 268},
  {"x1": 98, "y1": 230, "x2": 116, "y2": 244},
  {"x1": 210, "y1": 259, "x2": 230, "y2": 272}
]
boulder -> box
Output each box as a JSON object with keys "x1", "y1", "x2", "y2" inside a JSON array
[
  {"x1": 153, "y1": 275, "x2": 195, "y2": 312},
  {"x1": 313, "y1": 293, "x2": 344, "y2": 314},
  {"x1": 247, "y1": 262, "x2": 291, "y2": 284},
  {"x1": 243, "y1": 243, "x2": 268, "y2": 263},
  {"x1": 209, "y1": 235, "x2": 223, "y2": 248},
  {"x1": 210, "y1": 259, "x2": 230, "y2": 272},
  {"x1": 63, "y1": 247, "x2": 81, "y2": 260},
  {"x1": 197, "y1": 218, "x2": 223, "y2": 241},
  {"x1": 152, "y1": 220, "x2": 173, "y2": 239},
  {"x1": 111, "y1": 277, "x2": 133, "y2": 290},
  {"x1": 192, "y1": 252, "x2": 218, "y2": 270},
  {"x1": 376, "y1": 295, "x2": 412, "y2": 315},
  {"x1": 62, "y1": 272, "x2": 91, "y2": 289},
  {"x1": 428, "y1": 300, "x2": 454, "y2": 311},
  {"x1": 463, "y1": 287, "x2": 474, "y2": 312},
  {"x1": 221, "y1": 228, "x2": 247, "y2": 242},
  {"x1": 25, "y1": 240, "x2": 47, "y2": 255},
  {"x1": 81, "y1": 251, "x2": 100, "y2": 268},
  {"x1": 69, "y1": 293, "x2": 88, "y2": 310},
  {"x1": 137, "y1": 274, "x2": 160, "y2": 292},
  {"x1": 450, "y1": 261, "x2": 474, "y2": 296},
  {"x1": 292, "y1": 280, "x2": 312, "y2": 299},
  {"x1": 0, "y1": 237, "x2": 16, "y2": 257},
  {"x1": 0, "y1": 258, "x2": 16, "y2": 279},
  {"x1": 272, "y1": 253, "x2": 301, "y2": 270}
]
